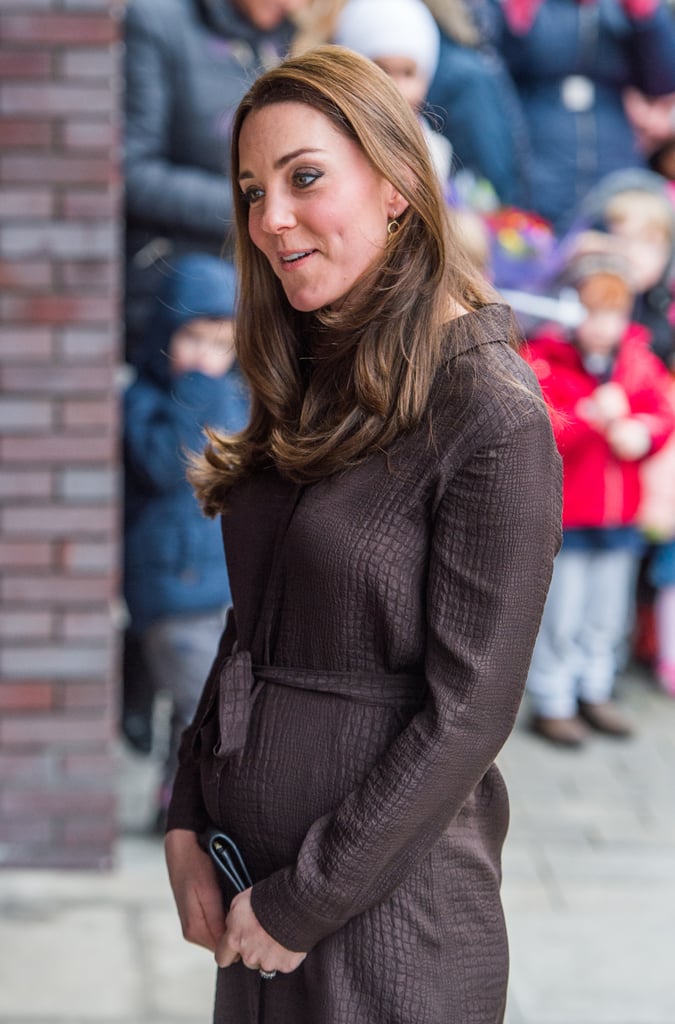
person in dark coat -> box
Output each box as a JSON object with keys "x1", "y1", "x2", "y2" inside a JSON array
[
  {"x1": 165, "y1": 46, "x2": 562, "y2": 1023},
  {"x1": 123, "y1": 0, "x2": 309, "y2": 362},
  {"x1": 123, "y1": 253, "x2": 249, "y2": 821},
  {"x1": 488, "y1": 0, "x2": 675, "y2": 232}
]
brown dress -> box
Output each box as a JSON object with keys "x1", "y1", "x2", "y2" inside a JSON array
[{"x1": 168, "y1": 304, "x2": 562, "y2": 1024}]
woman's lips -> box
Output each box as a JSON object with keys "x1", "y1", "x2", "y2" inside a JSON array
[{"x1": 279, "y1": 249, "x2": 316, "y2": 267}]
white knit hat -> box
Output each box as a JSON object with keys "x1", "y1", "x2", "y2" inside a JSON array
[{"x1": 334, "y1": 0, "x2": 441, "y2": 83}]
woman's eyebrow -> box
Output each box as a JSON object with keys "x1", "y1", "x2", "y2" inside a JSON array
[{"x1": 238, "y1": 148, "x2": 325, "y2": 181}]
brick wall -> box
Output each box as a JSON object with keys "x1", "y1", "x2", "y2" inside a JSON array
[{"x1": 0, "y1": 0, "x2": 123, "y2": 868}]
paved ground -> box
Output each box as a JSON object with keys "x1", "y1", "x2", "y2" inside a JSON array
[{"x1": 0, "y1": 665, "x2": 673, "y2": 1024}]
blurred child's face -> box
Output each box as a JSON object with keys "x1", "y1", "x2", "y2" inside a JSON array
[
  {"x1": 169, "y1": 317, "x2": 235, "y2": 378},
  {"x1": 575, "y1": 307, "x2": 630, "y2": 358},
  {"x1": 234, "y1": 0, "x2": 308, "y2": 30},
  {"x1": 373, "y1": 56, "x2": 428, "y2": 112},
  {"x1": 574, "y1": 272, "x2": 632, "y2": 356},
  {"x1": 612, "y1": 228, "x2": 670, "y2": 292}
]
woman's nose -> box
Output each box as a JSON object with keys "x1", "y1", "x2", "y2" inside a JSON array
[{"x1": 260, "y1": 192, "x2": 296, "y2": 234}]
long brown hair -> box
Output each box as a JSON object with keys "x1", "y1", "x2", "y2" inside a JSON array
[{"x1": 192, "y1": 45, "x2": 496, "y2": 515}]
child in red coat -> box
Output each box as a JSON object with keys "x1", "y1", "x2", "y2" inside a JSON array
[{"x1": 522, "y1": 245, "x2": 675, "y2": 746}]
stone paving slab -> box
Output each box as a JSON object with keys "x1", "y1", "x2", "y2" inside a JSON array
[{"x1": 0, "y1": 668, "x2": 673, "y2": 1023}]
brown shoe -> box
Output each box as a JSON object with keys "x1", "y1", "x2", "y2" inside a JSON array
[
  {"x1": 577, "y1": 700, "x2": 634, "y2": 738},
  {"x1": 531, "y1": 715, "x2": 590, "y2": 748}
]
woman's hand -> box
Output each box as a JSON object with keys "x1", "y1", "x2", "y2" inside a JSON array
[
  {"x1": 215, "y1": 888, "x2": 307, "y2": 976},
  {"x1": 165, "y1": 828, "x2": 227, "y2": 953}
]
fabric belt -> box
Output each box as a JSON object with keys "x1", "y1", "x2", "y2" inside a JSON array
[{"x1": 215, "y1": 649, "x2": 425, "y2": 758}]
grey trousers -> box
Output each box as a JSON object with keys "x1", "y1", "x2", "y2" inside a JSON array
[{"x1": 143, "y1": 606, "x2": 228, "y2": 793}]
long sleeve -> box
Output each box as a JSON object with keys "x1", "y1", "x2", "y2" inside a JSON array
[
  {"x1": 123, "y1": 3, "x2": 232, "y2": 239},
  {"x1": 250, "y1": 406, "x2": 562, "y2": 951}
]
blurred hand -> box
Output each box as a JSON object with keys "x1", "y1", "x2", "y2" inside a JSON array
[
  {"x1": 165, "y1": 828, "x2": 227, "y2": 952},
  {"x1": 593, "y1": 382, "x2": 631, "y2": 424},
  {"x1": 606, "y1": 418, "x2": 651, "y2": 460},
  {"x1": 624, "y1": 87, "x2": 675, "y2": 152},
  {"x1": 215, "y1": 888, "x2": 307, "y2": 976}
]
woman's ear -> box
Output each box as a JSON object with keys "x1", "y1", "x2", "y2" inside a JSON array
[{"x1": 386, "y1": 186, "x2": 410, "y2": 220}]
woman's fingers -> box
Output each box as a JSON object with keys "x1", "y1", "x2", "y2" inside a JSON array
[{"x1": 214, "y1": 889, "x2": 307, "y2": 974}]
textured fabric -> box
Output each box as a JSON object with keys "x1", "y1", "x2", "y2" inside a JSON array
[
  {"x1": 168, "y1": 304, "x2": 563, "y2": 1023},
  {"x1": 523, "y1": 324, "x2": 675, "y2": 530}
]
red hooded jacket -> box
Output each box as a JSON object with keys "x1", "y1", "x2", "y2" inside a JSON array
[{"x1": 523, "y1": 324, "x2": 675, "y2": 529}]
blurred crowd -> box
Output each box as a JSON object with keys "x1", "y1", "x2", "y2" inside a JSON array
[{"x1": 119, "y1": 0, "x2": 675, "y2": 823}]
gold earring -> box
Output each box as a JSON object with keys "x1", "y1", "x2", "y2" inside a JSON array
[{"x1": 387, "y1": 217, "x2": 400, "y2": 236}]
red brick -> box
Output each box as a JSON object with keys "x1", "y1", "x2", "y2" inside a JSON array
[
  {"x1": 0, "y1": 51, "x2": 51, "y2": 77},
  {"x1": 0, "y1": 260, "x2": 52, "y2": 289},
  {"x1": 0, "y1": 119, "x2": 52, "y2": 147},
  {"x1": 0, "y1": 753, "x2": 53, "y2": 784},
  {"x1": 0, "y1": 398, "x2": 53, "y2": 432},
  {"x1": 60, "y1": 611, "x2": 113, "y2": 640},
  {"x1": 62, "y1": 751, "x2": 114, "y2": 777},
  {"x1": 60, "y1": 48, "x2": 117, "y2": 80},
  {"x1": 0, "y1": 610, "x2": 52, "y2": 638},
  {"x1": 60, "y1": 540, "x2": 117, "y2": 574},
  {"x1": 1, "y1": 220, "x2": 116, "y2": 258},
  {"x1": 1, "y1": 364, "x2": 112, "y2": 393},
  {"x1": 58, "y1": 466, "x2": 117, "y2": 501},
  {"x1": 1, "y1": 644, "x2": 111, "y2": 678},
  {"x1": 0, "y1": 188, "x2": 53, "y2": 219},
  {"x1": 0, "y1": 540, "x2": 52, "y2": 567},
  {"x1": 0, "y1": 83, "x2": 111, "y2": 117},
  {"x1": 0, "y1": 434, "x2": 115, "y2": 462},
  {"x1": 0, "y1": 153, "x2": 115, "y2": 187},
  {"x1": 0, "y1": 0, "x2": 54, "y2": 9},
  {"x1": 0, "y1": 820, "x2": 51, "y2": 845},
  {"x1": 0, "y1": 327, "x2": 53, "y2": 361},
  {"x1": 62, "y1": 118, "x2": 118, "y2": 151},
  {"x1": 0, "y1": 14, "x2": 118, "y2": 46},
  {"x1": 60, "y1": 187, "x2": 118, "y2": 219},
  {"x1": 63, "y1": 818, "x2": 117, "y2": 847},
  {"x1": 61, "y1": 681, "x2": 112, "y2": 709},
  {"x1": 2, "y1": 575, "x2": 113, "y2": 605},
  {"x1": 60, "y1": 260, "x2": 117, "y2": 290},
  {"x1": 62, "y1": 399, "x2": 118, "y2": 429},
  {"x1": 1, "y1": 293, "x2": 117, "y2": 324},
  {"x1": 1, "y1": 787, "x2": 116, "y2": 817},
  {"x1": 0, "y1": 682, "x2": 52, "y2": 711},
  {"x1": 0, "y1": 845, "x2": 115, "y2": 871},
  {"x1": 0, "y1": 471, "x2": 52, "y2": 500},
  {"x1": 58, "y1": 326, "x2": 117, "y2": 361},
  {"x1": 2, "y1": 503, "x2": 116, "y2": 535},
  {"x1": 0, "y1": 714, "x2": 112, "y2": 747}
]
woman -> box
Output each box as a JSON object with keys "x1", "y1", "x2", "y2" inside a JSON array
[{"x1": 165, "y1": 45, "x2": 562, "y2": 1023}]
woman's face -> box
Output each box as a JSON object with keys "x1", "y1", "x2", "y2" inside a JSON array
[
  {"x1": 233, "y1": 0, "x2": 308, "y2": 31},
  {"x1": 238, "y1": 101, "x2": 407, "y2": 312}
]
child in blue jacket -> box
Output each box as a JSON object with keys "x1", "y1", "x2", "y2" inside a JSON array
[{"x1": 123, "y1": 253, "x2": 249, "y2": 824}]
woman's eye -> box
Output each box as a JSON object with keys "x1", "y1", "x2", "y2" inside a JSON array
[
  {"x1": 242, "y1": 186, "x2": 264, "y2": 205},
  {"x1": 293, "y1": 170, "x2": 321, "y2": 189}
]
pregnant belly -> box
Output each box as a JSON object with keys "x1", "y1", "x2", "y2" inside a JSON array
[{"x1": 202, "y1": 682, "x2": 416, "y2": 877}]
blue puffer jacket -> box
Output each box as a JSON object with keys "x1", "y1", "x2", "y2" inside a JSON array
[
  {"x1": 123, "y1": 255, "x2": 250, "y2": 631},
  {"x1": 488, "y1": 0, "x2": 675, "y2": 231}
]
